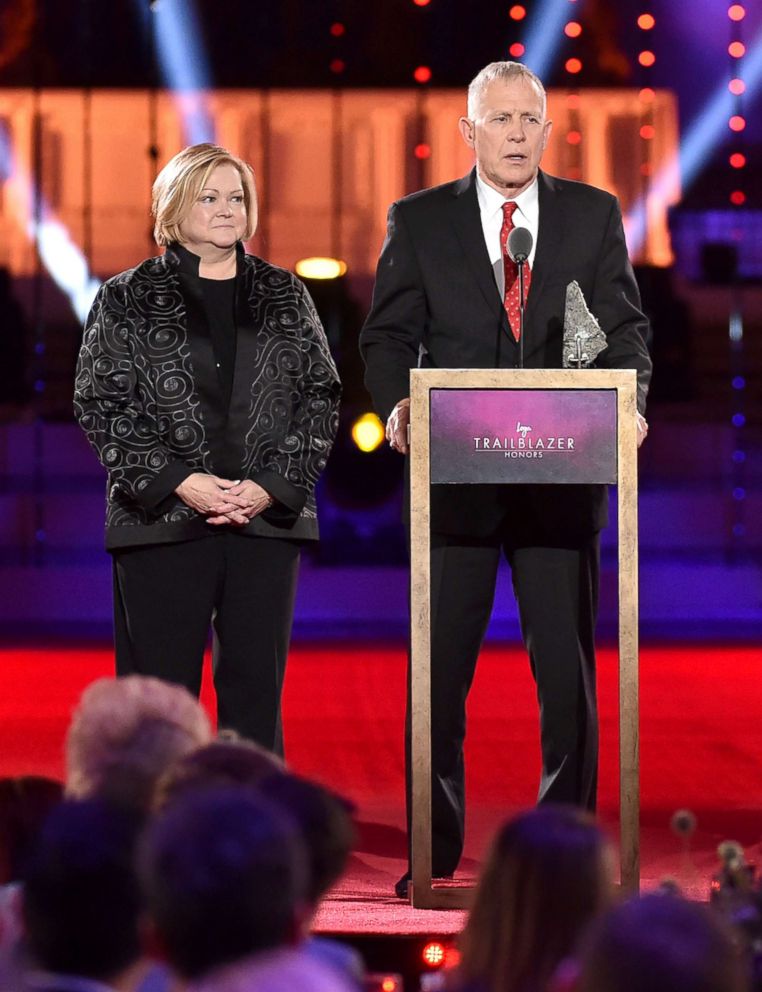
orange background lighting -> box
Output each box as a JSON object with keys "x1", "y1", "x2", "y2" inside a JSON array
[
  {"x1": 637, "y1": 13, "x2": 656, "y2": 29},
  {"x1": 730, "y1": 153, "x2": 746, "y2": 168},
  {"x1": 638, "y1": 50, "x2": 656, "y2": 67},
  {"x1": 565, "y1": 21, "x2": 582, "y2": 38},
  {"x1": 728, "y1": 41, "x2": 746, "y2": 58},
  {"x1": 729, "y1": 115, "x2": 746, "y2": 131},
  {"x1": 565, "y1": 58, "x2": 582, "y2": 74},
  {"x1": 413, "y1": 65, "x2": 432, "y2": 83},
  {"x1": 728, "y1": 4, "x2": 746, "y2": 21},
  {"x1": 509, "y1": 5, "x2": 527, "y2": 20}
]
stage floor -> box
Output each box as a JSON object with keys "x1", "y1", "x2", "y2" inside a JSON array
[{"x1": 1, "y1": 642, "x2": 761, "y2": 935}]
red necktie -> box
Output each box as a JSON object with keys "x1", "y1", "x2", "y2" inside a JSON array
[{"x1": 500, "y1": 201, "x2": 532, "y2": 342}]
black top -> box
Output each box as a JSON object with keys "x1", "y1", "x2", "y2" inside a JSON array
[{"x1": 199, "y1": 275, "x2": 237, "y2": 410}]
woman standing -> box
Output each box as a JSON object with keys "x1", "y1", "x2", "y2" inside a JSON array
[{"x1": 75, "y1": 144, "x2": 340, "y2": 752}]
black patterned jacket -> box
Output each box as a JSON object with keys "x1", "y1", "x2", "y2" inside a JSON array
[{"x1": 75, "y1": 243, "x2": 340, "y2": 550}]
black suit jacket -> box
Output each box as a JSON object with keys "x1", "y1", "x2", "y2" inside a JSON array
[
  {"x1": 359, "y1": 169, "x2": 652, "y2": 540},
  {"x1": 75, "y1": 243, "x2": 340, "y2": 549}
]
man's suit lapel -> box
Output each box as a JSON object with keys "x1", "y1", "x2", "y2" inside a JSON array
[
  {"x1": 449, "y1": 170, "x2": 506, "y2": 324},
  {"x1": 526, "y1": 170, "x2": 565, "y2": 326}
]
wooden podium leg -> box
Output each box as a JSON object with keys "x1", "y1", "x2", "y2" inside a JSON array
[{"x1": 618, "y1": 399, "x2": 640, "y2": 891}]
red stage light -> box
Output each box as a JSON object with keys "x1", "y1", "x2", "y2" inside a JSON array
[
  {"x1": 566, "y1": 130, "x2": 582, "y2": 145},
  {"x1": 729, "y1": 115, "x2": 746, "y2": 131},
  {"x1": 329, "y1": 59, "x2": 345, "y2": 74},
  {"x1": 729, "y1": 78, "x2": 745, "y2": 95},
  {"x1": 728, "y1": 41, "x2": 745, "y2": 58},
  {"x1": 637, "y1": 13, "x2": 656, "y2": 30},
  {"x1": 381, "y1": 980, "x2": 398, "y2": 992},
  {"x1": 422, "y1": 943, "x2": 446, "y2": 967},
  {"x1": 509, "y1": 42, "x2": 525, "y2": 57},
  {"x1": 444, "y1": 946, "x2": 462, "y2": 969},
  {"x1": 728, "y1": 4, "x2": 745, "y2": 21},
  {"x1": 638, "y1": 50, "x2": 656, "y2": 67},
  {"x1": 730, "y1": 152, "x2": 746, "y2": 168},
  {"x1": 509, "y1": 5, "x2": 527, "y2": 20},
  {"x1": 565, "y1": 58, "x2": 582, "y2": 74},
  {"x1": 639, "y1": 124, "x2": 655, "y2": 140},
  {"x1": 414, "y1": 143, "x2": 431, "y2": 159},
  {"x1": 330, "y1": 22, "x2": 345, "y2": 36},
  {"x1": 414, "y1": 65, "x2": 432, "y2": 83},
  {"x1": 565, "y1": 21, "x2": 582, "y2": 37},
  {"x1": 730, "y1": 190, "x2": 746, "y2": 206},
  {"x1": 639, "y1": 87, "x2": 655, "y2": 102}
]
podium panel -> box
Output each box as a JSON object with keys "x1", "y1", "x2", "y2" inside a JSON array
[
  {"x1": 430, "y1": 387, "x2": 618, "y2": 485},
  {"x1": 408, "y1": 368, "x2": 639, "y2": 909}
]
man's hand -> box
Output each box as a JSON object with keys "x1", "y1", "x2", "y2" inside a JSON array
[
  {"x1": 637, "y1": 413, "x2": 649, "y2": 449},
  {"x1": 386, "y1": 398, "x2": 411, "y2": 455},
  {"x1": 206, "y1": 480, "x2": 273, "y2": 526}
]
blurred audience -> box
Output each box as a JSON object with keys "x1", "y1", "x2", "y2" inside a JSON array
[
  {"x1": 153, "y1": 735, "x2": 283, "y2": 810},
  {"x1": 139, "y1": 786, "x2": 355, "y2": 991},
  {"x1": 566, "y1": 892, "x2": 749, "y2": 992},
  {"x1": 453, "y1": 805, "x2": 613, "y2": 992},
  {"x1": 21, "y1": 798, "x2": 145, "y2": 992},
  {"x1": 0, "y1": 777, "x2": 63, "y2": 972},
  {"x1": 65, "y1": 675, "x2": 212, "y2": 810},
  {"x1": 155, "y1": 739, "x2": 361, "y2": 987},
  {"x1": 0, "y1": 776, "x2": 63, "y2": 888}
]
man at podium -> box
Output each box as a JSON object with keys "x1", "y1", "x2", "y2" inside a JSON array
[{"x1": 359, "y1": 61, "x2": 652, "y2": 899}]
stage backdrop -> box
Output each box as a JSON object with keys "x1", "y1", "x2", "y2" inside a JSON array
[{"x1": 0, "y1": 87, "x2": 679, "y2": 282}]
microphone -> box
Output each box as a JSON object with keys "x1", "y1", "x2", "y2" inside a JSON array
[{"x1": 507, "y1": 226, "x2": 533, "y2": 265}]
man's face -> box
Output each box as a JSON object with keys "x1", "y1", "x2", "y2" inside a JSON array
[{"x1": 458, "y1": 76, "x2": 552, "y2": 196}]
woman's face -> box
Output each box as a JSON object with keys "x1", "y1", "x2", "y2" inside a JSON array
[{"x1": 179, "y1": 162, "x2": 253, "y2": 252}]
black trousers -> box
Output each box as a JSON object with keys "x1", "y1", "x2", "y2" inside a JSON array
[
  {"x1": 407, "y1": 530, "x2": 600, "y2": 875},
  {"x1": 112, "y1": 532, "x2": 300, "y2": 753}
]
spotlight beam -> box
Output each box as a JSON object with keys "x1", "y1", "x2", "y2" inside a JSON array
[
  {"x1": 0, "y1": 124, "x2": 100, "y2": 323},
  {"x1": 143, "y1": 0, "x2": 216, "y2": 145},
  {"x1": 521, "y1": 0, "x2": 571, "y2": 80}
]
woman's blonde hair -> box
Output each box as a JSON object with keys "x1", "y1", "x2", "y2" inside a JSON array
[{"x1": 151, "y1": 143, "x2": 257, "y2": 247}]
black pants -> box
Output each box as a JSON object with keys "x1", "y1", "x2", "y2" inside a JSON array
[
  {"x1": 112, "y1": 532, "x2": 300, "y2": 753},
  {"x1": 407, "y1": 530, "x2": 600, "y2": 875}
]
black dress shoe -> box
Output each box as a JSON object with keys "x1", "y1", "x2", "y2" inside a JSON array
[
  {"x1": 395, "y1": 871, "x2": 412, "y2": 899},
  {"x1": 395, "y1": 870, "x2": 454, "y2": 899}
]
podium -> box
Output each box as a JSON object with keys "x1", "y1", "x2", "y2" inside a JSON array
[{"x1": 408, "y1": 368, "x2": 639, "y2": 909}]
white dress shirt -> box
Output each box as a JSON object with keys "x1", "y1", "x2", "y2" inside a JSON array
[{"x1": 475, "y1": 172, "x2": 539, "y2": 297}]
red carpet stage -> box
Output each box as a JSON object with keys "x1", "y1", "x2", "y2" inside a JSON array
[{"x1": 1, "y1": 642, "x2": 761, "y2": 934}]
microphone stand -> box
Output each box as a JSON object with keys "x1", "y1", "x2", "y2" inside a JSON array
[{"x1": 517, "y1": 258, "x2": 526, "y2": 369}]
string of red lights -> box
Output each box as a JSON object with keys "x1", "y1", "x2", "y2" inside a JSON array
[{"x1": 726, "y1": 3, "x2": 747, "y2": 550}]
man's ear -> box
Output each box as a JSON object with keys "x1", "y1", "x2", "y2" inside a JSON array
[
  {"x1": 541, "y1": 119, "x2": 553, "y2": 151},
  {"x1": 458, "y1": 116, "x2": 476, "y2": 149}
]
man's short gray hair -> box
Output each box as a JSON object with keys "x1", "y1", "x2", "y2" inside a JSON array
[{"x1": 467, "y1": 61, "x2": 547, "y2": 119}]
